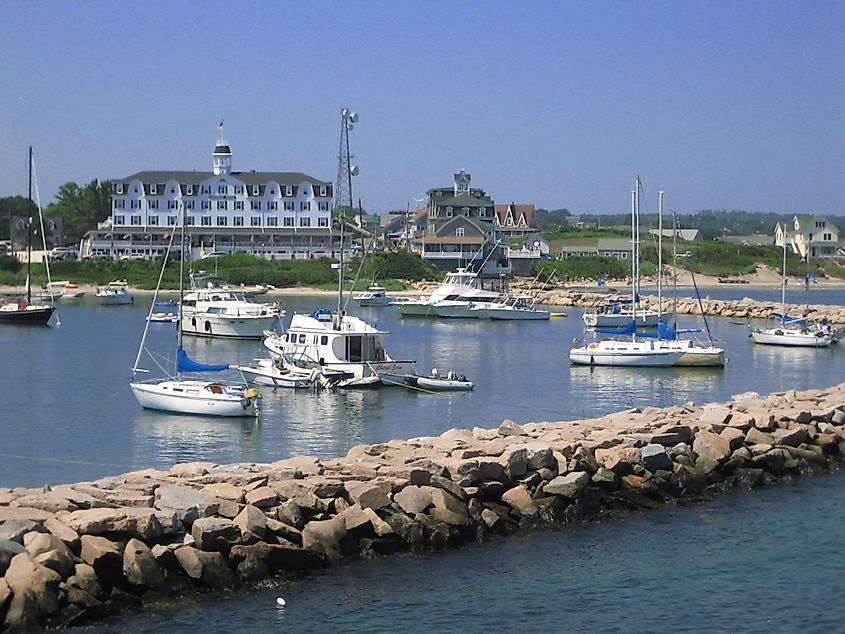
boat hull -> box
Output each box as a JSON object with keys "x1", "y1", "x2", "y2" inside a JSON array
[
  {"x1": 673, "y1": 348, "x2": 726, "y2": 366},
  {"x1": 235, "y1": 361, "x2": 313, "y2": 389},
  {"x1": 751, "y1": 329, "x2": 833, "y2": 347},
  {"x1": 479, "y1": 307, "x2": 549, "y2": 320},
  {"x1": 432, "y1": 301, "x2": 476, "y2": 318},
  {"x1": 181, "y1": 312, "x2": 279, "y2": 339},
  {"x1": 416, "y1": 376, "x2": 475, "y2": 391},
  {"x1": 569, "y1": 343, "x2": 684, "y2": 367},
  {"x1": 0, "y1": 306, "x2": 54, "y2": 325},
  {"x1": 395, "y1": 301, "x2": 437, "y2": 317},
  {"x1": 130, "y1": 380, "x2": 257, "y2": 416},
  {"x1": 96, "y1": 294, "x2": 133, "y2": 305}
]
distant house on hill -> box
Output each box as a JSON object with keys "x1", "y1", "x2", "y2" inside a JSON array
[
  {"x1": 775, "y1": 214, "x2": 845, "y2": 258},
  {"x1": 714, "y1": 233, "x2": 774, "y2": 247},
  {"x1": 648, "y1": 228, "x2": 702, "y2": 241},
  {"x1": 559, "y1": 238, "x2": 632, "y2": 261}
]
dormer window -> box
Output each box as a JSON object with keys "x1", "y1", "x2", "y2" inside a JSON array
[
  {"x1": 445, "y1": 207, "x2": 454, "y2": 218},
  {"x1": 186, "y1": 185, "x2": 194, "y2": 195},
  {"x1": 479, "y1": 207, "x2": 486, "y2": 218},
  {"x1": 456, "y1": 228, "x2": 465, "y2": 237},
  {"x1": 150, "y1": 185, "x2": 157, "y2": 195},
  {"x1": 285, "y1": 185, "x2": 293, "y2": 196},
  {"x1": 320, "y1": 185, "x2": 327, "y2": 196},
  {"x1": 252, "y1": 185, "x2": 260, "y2": 196},
  {"x1": 115, "y1": 183, "x2": 124, "y2": 194},
  {"x1": 462, "y1": 207, "x2": 470, "y2": 217}
]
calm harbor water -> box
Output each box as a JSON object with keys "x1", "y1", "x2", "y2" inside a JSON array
[
  {"x1": 2, "y1": 287, "x2": 843, "y2": 632},
  {"x1": 0, "y1": 287, "x2": 843, "y2": 488},
  {"x1": 89, "y1": 468, "x2": 845, "y2": 633}
]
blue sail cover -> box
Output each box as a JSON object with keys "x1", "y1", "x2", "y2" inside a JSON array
[
  {"x1": 595, "y1": 319, "x2": 637, "y2": 336},
  {"x1": 177, "y1": 347, "x2": 229, "y2": 372},
  {"x1": 773, "y1": 313, "x2": 806, "y2": 325}
]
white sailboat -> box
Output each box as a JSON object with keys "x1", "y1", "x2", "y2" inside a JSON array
[
  {"x1": 650, "y1": 193, "x2": 726, "y2": 367},
  {"x1": 570, "y1": 179, "x2": 684, "y2": 367},
  {"x1": 750, "y1": 238, "x2": 834, "y2": 347},
  {"x1": 130, "y1": 203, "x2": 258, "y2": 417}
]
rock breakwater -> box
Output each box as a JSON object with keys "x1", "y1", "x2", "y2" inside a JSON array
[
  {"x1": 2, "y1": 384, "x2": 845, "y2": 630},
  {"x1": 533, "y1": 288, "x2": 845, "y2": 323}
]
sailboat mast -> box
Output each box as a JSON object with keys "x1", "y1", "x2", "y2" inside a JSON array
[
  {"x1": 179, "y1": 200, "x2": 186, "y2": 350},
  {"x1": 337, "y1": 213, "x2": 344, "y2": 326},
  {"x1": 630, "y1": 186, "x2": 637, "y2": 340},
  {"x1": 781, "y1": 236, "x2": 787, "y2": 322},
  {"x1": 672, "y1": 208, "x2": 678, "y2": 327},
  {"x1": 26, "y1": 146, "x2": 32, "y2": 304},
  {"x1": 657, "y1": 190, "x2": 664, "y2": 318}
]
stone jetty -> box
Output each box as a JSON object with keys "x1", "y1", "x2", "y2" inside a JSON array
[
  {"x1": 533, "y1": 287, "x2": 845, "y2": 324},
  {"x1": 3, "y1": 383, "x2": 845, "y2": 630}
]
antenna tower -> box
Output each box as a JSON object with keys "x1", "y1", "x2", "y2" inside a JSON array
[{"x1": 335, "y1": 108, "x2": 359, "y2": 211}]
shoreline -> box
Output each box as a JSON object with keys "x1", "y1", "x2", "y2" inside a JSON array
[{"x1": 1, "y1": 383, "x2": 844, "y2": 629}]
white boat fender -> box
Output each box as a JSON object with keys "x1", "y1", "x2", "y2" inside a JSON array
[{"x1": 276, "y1": 597, "x2": 286, "y2": 608}]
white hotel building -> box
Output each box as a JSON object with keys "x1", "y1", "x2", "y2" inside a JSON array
[{"x1": 81, "y1": 136, "x2": 346, "y2": 260}]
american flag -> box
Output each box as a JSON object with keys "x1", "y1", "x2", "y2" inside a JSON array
[{"x1": 218, "y1": 120, "x2": 224, "y2": 133}]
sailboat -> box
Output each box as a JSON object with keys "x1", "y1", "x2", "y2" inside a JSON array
[
  {"x1": 645, "y1": 193, "x2": 726, "y2": 367},
  {"x1": 569, "y1": 179, "x2": 684, "y2": 367},
  {"x1": 130, "y1": 202, "x2": 258, "y2": 416},
  {"x1": 0, "y1": 148, "x2": 55, "y2": 326},
  {"x1": 750, "y1": 236, "x2": 834, "y2": 347}
]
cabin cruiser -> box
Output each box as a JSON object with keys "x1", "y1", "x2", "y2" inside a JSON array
[
  {"x1": 262, "y1": 309, "x2": 416, "y2": 387},
  {"x1": 469, "y1": 294, "x2": 550, "y2": 320},
  {"x1": 180, "y1": 271, "x2": 282, "y2": 339},
  {"x1": 396, "y1": 268, "x2": 503, "y2": 317},
  {"x1": 353, "y1": 285, "x2": 392, "y2": 306},
  {"x1": 95, "y1": 280, "x2": 134, "y2": 305}
]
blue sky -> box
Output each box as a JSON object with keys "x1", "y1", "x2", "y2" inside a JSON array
[{"x1": 2, "y1": 1, "x2": 843, "y2": 216}]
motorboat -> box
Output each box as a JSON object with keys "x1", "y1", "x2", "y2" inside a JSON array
[
  {"x1": 180, "y1": 271, "x2": 282, "y2": 339},
  {"x1": 353, "y1": 285, "x2": 392, "y2": 306},
  {"x1": 262, "y1": 309, "x2": 417, "y2": 387},
  {"x1": 130, "y1": 204, "x2": 258, "y2": 418},
  {"x1": 234, "y1": 357, "x2": 319, "y2": 389},
  {"x1": 469, "y1": 294, "x2": 550, "y2": 320},
  {"x1": 31, "y1": 281, "x2": 85, "y2": 304},
  {"x1": 96, "y1": 280, "x2": 134, "y2": 305},
  {"x1": 414, "y1": 369, "x2": 475, "y2": 391},
  {"x1": 430, "y1": 287, "x2": 504, "y2": 318},
  {"x1": 396, "y1": 268, "x2": 493, "y2": 317},
  {"x1": 147, "y1": 312, "x2": 178, "y2": 323}
]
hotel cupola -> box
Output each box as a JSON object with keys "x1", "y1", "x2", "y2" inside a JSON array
[{"x1": 212, "y1": 123, "x2": 232, "y2": 175}]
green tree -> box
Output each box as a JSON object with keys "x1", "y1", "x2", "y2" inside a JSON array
[
  {"x1": 43, "y1": 179, "x2": 112, "y2": 243},
  {"x1": 0, "y1": 195, "x2": 37, "y2": 240}
]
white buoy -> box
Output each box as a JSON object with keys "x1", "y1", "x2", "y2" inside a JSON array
[{"x1": 276, "y1": 597, "x2": 286, "y2": 608}]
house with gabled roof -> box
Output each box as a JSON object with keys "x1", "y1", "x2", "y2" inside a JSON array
[
  {"x1": 775, "y1": 214, "x2": 845, "y2": 258},
  {"x1": 493, "y1": 203, "x2": 539, "y2": 238},
  {"x1": 420, "y1": 170, "x2": 505, "y2": 273}
]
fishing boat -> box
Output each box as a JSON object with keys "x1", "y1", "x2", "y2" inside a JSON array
[
  {"x1": 130, "y1": 203, "x2": 258, "y2": 417},
  {"x1": 395, "y1": 267, "x2": 504, "y2": 317},
  {"x1": 262, "y1": 309, "x2": 417, "y2": 387},
  {"x1": 353, "y1": 285, "x2": 392, "y2": 306},
  {"x1": 469, "y1": 294, "x2": 550, "y2": 320},
  {"x1": 0, "y1": 148, "x2": 54, "y2": 326},
  {"x1": 179, "y1": 271, "x2": 282, "y2": 339},
  {"x1": 750, "y1": 239, "x2": 833, "y2": 347},
  {"x1": 570, "y1": 179, "x2": 684, "y2": 367},
  {"x1": 96, "y1": 280, "x2": 134, "y2": 305}
]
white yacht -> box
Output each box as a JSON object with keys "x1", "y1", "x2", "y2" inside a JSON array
[
  {"x1": 396, "y1": 268, "x2": 490, "y2": 317},
  {"x1": 431, "y1": 287, "x2": 504, "y2": 318},
  {"x1": 353, "y1": 285, "x2": 392, "y2": 306},
  {"x1": 469, "y1": 294, "x2": 550, "y2": 320},
  {"x1": 262, "y1": 309, "x2": 417, "y2": 387},
  {"x1": 96, "y1": 280, "x2": 134, "y2": 305},
  {"x1": 180, "y1": 272, "x2": 282, "y2": 339}
]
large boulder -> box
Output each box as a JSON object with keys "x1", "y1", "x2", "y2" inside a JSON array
[
  {"x1": 693, "y1": 431, "x2": 732, "y2": 463},
  {"x1": 500, "y1": 485, "x2": 538, "y2": 518},
  {"x1": 640, "y1": 444, "x2": 673, "y2": 472},
  {"x1": 155, "y1": 485, "x2": 219, "y2": 524},
  {"x1": 0, "y1": 519, "x2": 47, "y2": 544},
  {"x1": 0, "y1": 539, "x2": 26, "y2": 575},
  {"x1": 3, "y1": 553, "x2": 62, "y2": 628},
  {"x1": 346, "y1": 482, "x2": 390, "y2": 511},
  {"x1": 429, "y1": 488, "x2": 471, "y2": 525},
  {"x1": 191, "y1": 517, "x2": 242, "y2": 554},
  {"x1": 543, "y1": 472, "x2": 590, "y2": 499},
  {"x1": 233, "y1": 505, "x2": 267, "y2": 542},
  {"x1": 301, "y1": 516, "x2": 348, "y2": 562},
  {"x1": 173, "y1": 546, "x2": 237, "y2": 589},
  {"x1": 393, "y1": 486, "x2": 433, "y2": 515},
  {"x1": 123, "y1": 538, "x2": 167, "y2": 590},
  {"x1": 79, "y1": 535, "x2": 123, "y2": 587}
]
